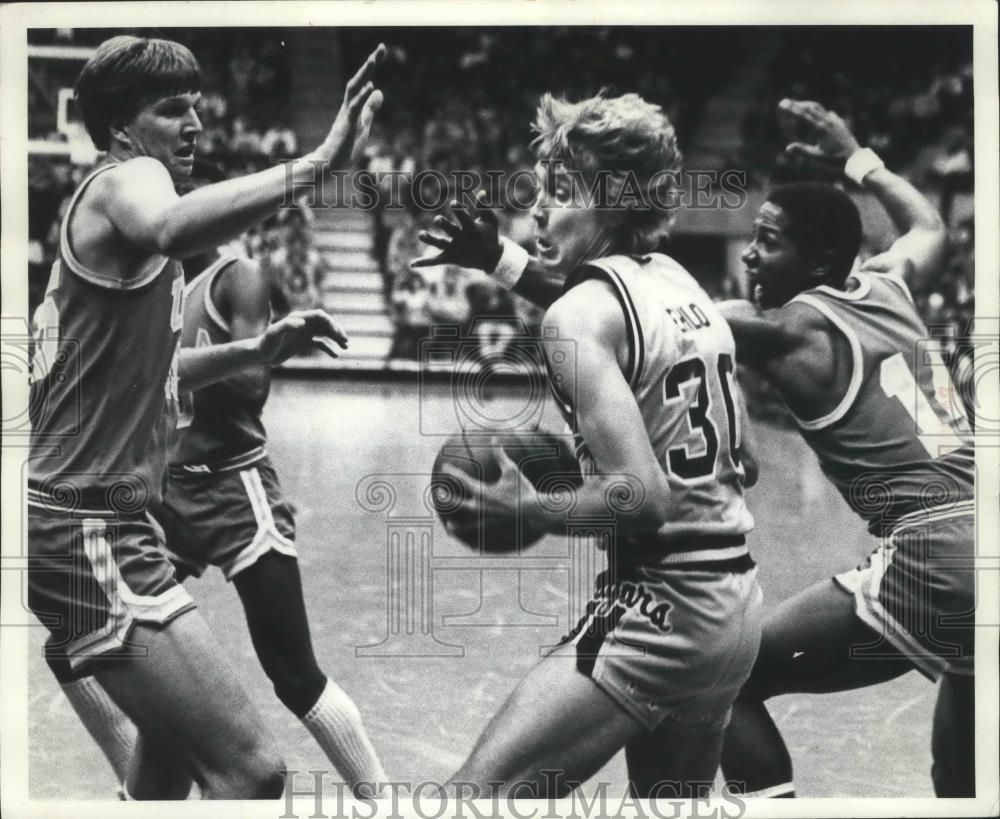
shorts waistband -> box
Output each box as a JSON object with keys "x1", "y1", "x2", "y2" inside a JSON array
[
  {"x1": 869, "y1": 499, "x2": 975, "y2": 536},
  {"x1": 169, "y1": 445, "x2": 267, "y2": 477},
  {"x1": 661, "y1": 553, "x2": 756, "y2": 573},
  {"x1": 894, "y1": 500, "x2": 975, "y2": 525},
  {"x1": 874, "y1": 500, "x2": 976, "y2": 537},
  {"x1": 626, "y1": 534, "x2": 752, "y2": 571},
  {"x1": 27, "y1": 485, "x2": 145, "y2": 517}
]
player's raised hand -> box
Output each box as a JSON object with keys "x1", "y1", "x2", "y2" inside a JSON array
[
  {"x1": 412, "y1": 194, "x2": 503, "y2": 272},
  {"x1": 258, "y1": 309, "x2": 349, "y2": 364},
  {"x1": 315, "y1": 43, "x2": 387, "y2": 170},
  {"x1": 779, "y1": 98, "x2": 861, "y2": 162}
]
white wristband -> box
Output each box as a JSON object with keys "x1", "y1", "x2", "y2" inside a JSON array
[
  {"x1": 491, "y1": 237, "x2": 529, "y2": 290},
  {"x1": 844, "y1": 147, "x2": 885, "y2": 186}
]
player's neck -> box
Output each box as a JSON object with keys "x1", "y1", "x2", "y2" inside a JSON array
[{"x1": 105, "y1": 143, "x2": 142, "y2": 166}]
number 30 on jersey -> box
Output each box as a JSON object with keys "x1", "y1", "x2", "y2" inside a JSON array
[{"x1": 662, "y1": 353, "x2": 743, "y2": 482}]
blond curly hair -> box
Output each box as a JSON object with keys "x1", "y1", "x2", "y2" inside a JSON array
[{"x1": 531, "y1": 92, "x2": 683, "y2": 254}]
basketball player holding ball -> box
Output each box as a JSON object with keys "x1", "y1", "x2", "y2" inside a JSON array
[{"x1": 416, "y1": 92, "x2": 761, "y2": 797}]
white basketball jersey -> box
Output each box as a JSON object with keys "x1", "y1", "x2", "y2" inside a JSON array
[{"x1": 557, "y1": 253, "x2": 754, "y2": 545}]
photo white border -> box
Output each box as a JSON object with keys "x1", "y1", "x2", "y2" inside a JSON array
[{"x1": 1, "y1": 2, "x2": 997, "y2": 818}]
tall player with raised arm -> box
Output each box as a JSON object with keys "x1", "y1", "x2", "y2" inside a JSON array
[
  {"x1": 417, "y1": 92, "x2": 762, "y2": 798},
  {"x1": 28, "y1": 35, "x2": 385, "y2": 799}
]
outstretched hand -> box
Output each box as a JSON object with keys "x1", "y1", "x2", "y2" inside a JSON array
[
  {"x1": 436, "y1": 437, "x2": 548, "y2": 543},
  {"x1": 780, "y1": 98, "x2": 861, "y2": 162},
  {"x1": 258, "y1": 309, "x2": 349, "y2": 364},
  {"x1": 316, "y1": 43, "x2": 387, "y2": 169},
  {"x1": 412, "y1": 195, "x2": 503, "y2": 272}
]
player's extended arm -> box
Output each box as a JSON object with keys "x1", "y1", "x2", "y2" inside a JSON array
[
  {"x1": 105, "y1": 46, "x2": 386, "y2": 259},
  {"x1": 717, "y1": 297, "x2": 841, "y2": 421},
  {"x1": 781, "y1": 98, "x2": 947, "y2": 287},
  {"x1": 855, "y1": 167, "x2": 947, "y2": 288},
  {"x1": 412, "y1": 198, "x2": 564, "y2": 308},
  {"x1": 528, "y1": 281, "x2": 672, "y2": 535},
  {"x1": 179, "y1": 308, "x2": 347, "y2": 392},
  {"x1": 716, "y1": 299, "x2": 808, "y2": 365}
]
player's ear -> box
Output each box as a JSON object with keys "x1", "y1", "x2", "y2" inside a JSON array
[
  {"x1": 809, "y1": 248, "x2": 836, "y2": 282},
  {"x1": 605, "y1": 207, "x2": 630, "y2": 248},
  {"x1": 108, "y1": 121, "x2": 132, "y2": 149}
]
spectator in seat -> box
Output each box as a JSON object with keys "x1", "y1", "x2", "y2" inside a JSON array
[
  {"x1": 465, "y1": 281, "x2": 518, "y2": 373},
  {"x1": 388, "y1": 269, "x2": 432, "y2": 361},
  {"x1": 265, "y1": 229, "x2": 324, "y2": 313},
  {"x1": 427, "y1": 265, "x2": 471, "y2": 328}
]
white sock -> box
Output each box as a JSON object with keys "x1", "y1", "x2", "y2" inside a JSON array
[
  {"x1": 61, "y1": 675, "x2": 137, "y2": 785},
  {"x1": 300, "y1": 678, "x2": 387, "y2": 798}
]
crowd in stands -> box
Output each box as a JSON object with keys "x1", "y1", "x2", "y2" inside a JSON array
[
  {"x1": 382, "y1": 206, "x2": 545, "y2": 365},
  {"x1": 343, "y1": 27, "x2": 720, "y2": 203},
  {"x1": 349, "y1": 27, "x2": 742, "y2": 367},
  {"x1": 360, "y1": 27, "x2": 975, "y2": 386},
  {"x1": 28, "y1": 28, "x2": 326, "y2": 318},
  {"x1": 27, "y1": 27, "x2": 976, "y2": 404},
  {"x1": 741, "y1": 28, "x2": 973, "y2": 190}
]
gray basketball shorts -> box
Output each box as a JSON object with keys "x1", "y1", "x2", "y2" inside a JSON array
[{"x1": 559, "y1": 561, "x2": 763, "y2": 732}]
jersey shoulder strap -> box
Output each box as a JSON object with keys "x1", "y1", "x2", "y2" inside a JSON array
[
  {"x1": 577, "y1": 255, "x2": 647, "y2": 388},
  {"x1": 868, "y1": 270, "x2": 916, "y2": 306},
  {"x1": 60, "y1": 161, "x2": 171, "y2": 291},
  {"x1": 787, "y1": 286, "x2": 865, "y2": 431},
  {"x1": 185, "y1": 255, "x2": 242, "y2": 334}
]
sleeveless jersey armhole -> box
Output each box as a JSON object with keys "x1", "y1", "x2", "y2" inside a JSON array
[
  {"x1": 204, "y1": 256, "x2": 242, "y2": 333},
  {"x1": 60, "y1": 163, "x2": 170, "y2": 291},
  {"x1": 577, "y1": 260, "x2": 645, "y2": 389},
  {"x1": 787, "y1": 293, "x2": 864, "y2": 431},
  {"x1": 871, "y1": 271, "x2": 917, "y2": 306}
]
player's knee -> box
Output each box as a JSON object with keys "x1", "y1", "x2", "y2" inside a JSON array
[
  {"x1": 246, "y1": 750, "x2": 286, "y2": 799},
  {"x1": 219, "y1": 742, "x2": 285, "y2": 799},
  {"x1": 931, "y1": 757, "x2": 974, "y2": 798},
  {"x1": 270, "y1": 665, "x2": 326, "y2": 717},
  {"x1": 931, "y1": 674, "x2": 975, "y2": 797},
  {"x1": 447, "y1": 767, "x2": 499, "y2": 798},
  {"x1": 44, "y1": 651, "x2": 79, "y2": 684},
  {"x1": 737, "y1": 645, "x2": 795, "y2": 702}
]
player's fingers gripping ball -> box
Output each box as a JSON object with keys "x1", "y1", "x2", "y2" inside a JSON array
[{"x1": 431, "y1": 430, "x2": 582, "y2": 552}]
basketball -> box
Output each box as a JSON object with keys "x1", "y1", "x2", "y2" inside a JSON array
[{"x1": 431, "y1": 430, "x2": 583, "y2": 552}]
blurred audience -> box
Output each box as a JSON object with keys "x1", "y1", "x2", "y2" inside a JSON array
[
  {"x1": 388, "y1": 270, "x2": 432, "y2": 360},
  {"x1": 740, "y1": 28, "x2": 973, "y2": 193},
  {"x1": 27, "y1": 27, "x2": 975, "y2": 409},
  {"x1": 27, "y1": 28, "x2": 325, "y2": 317}
]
